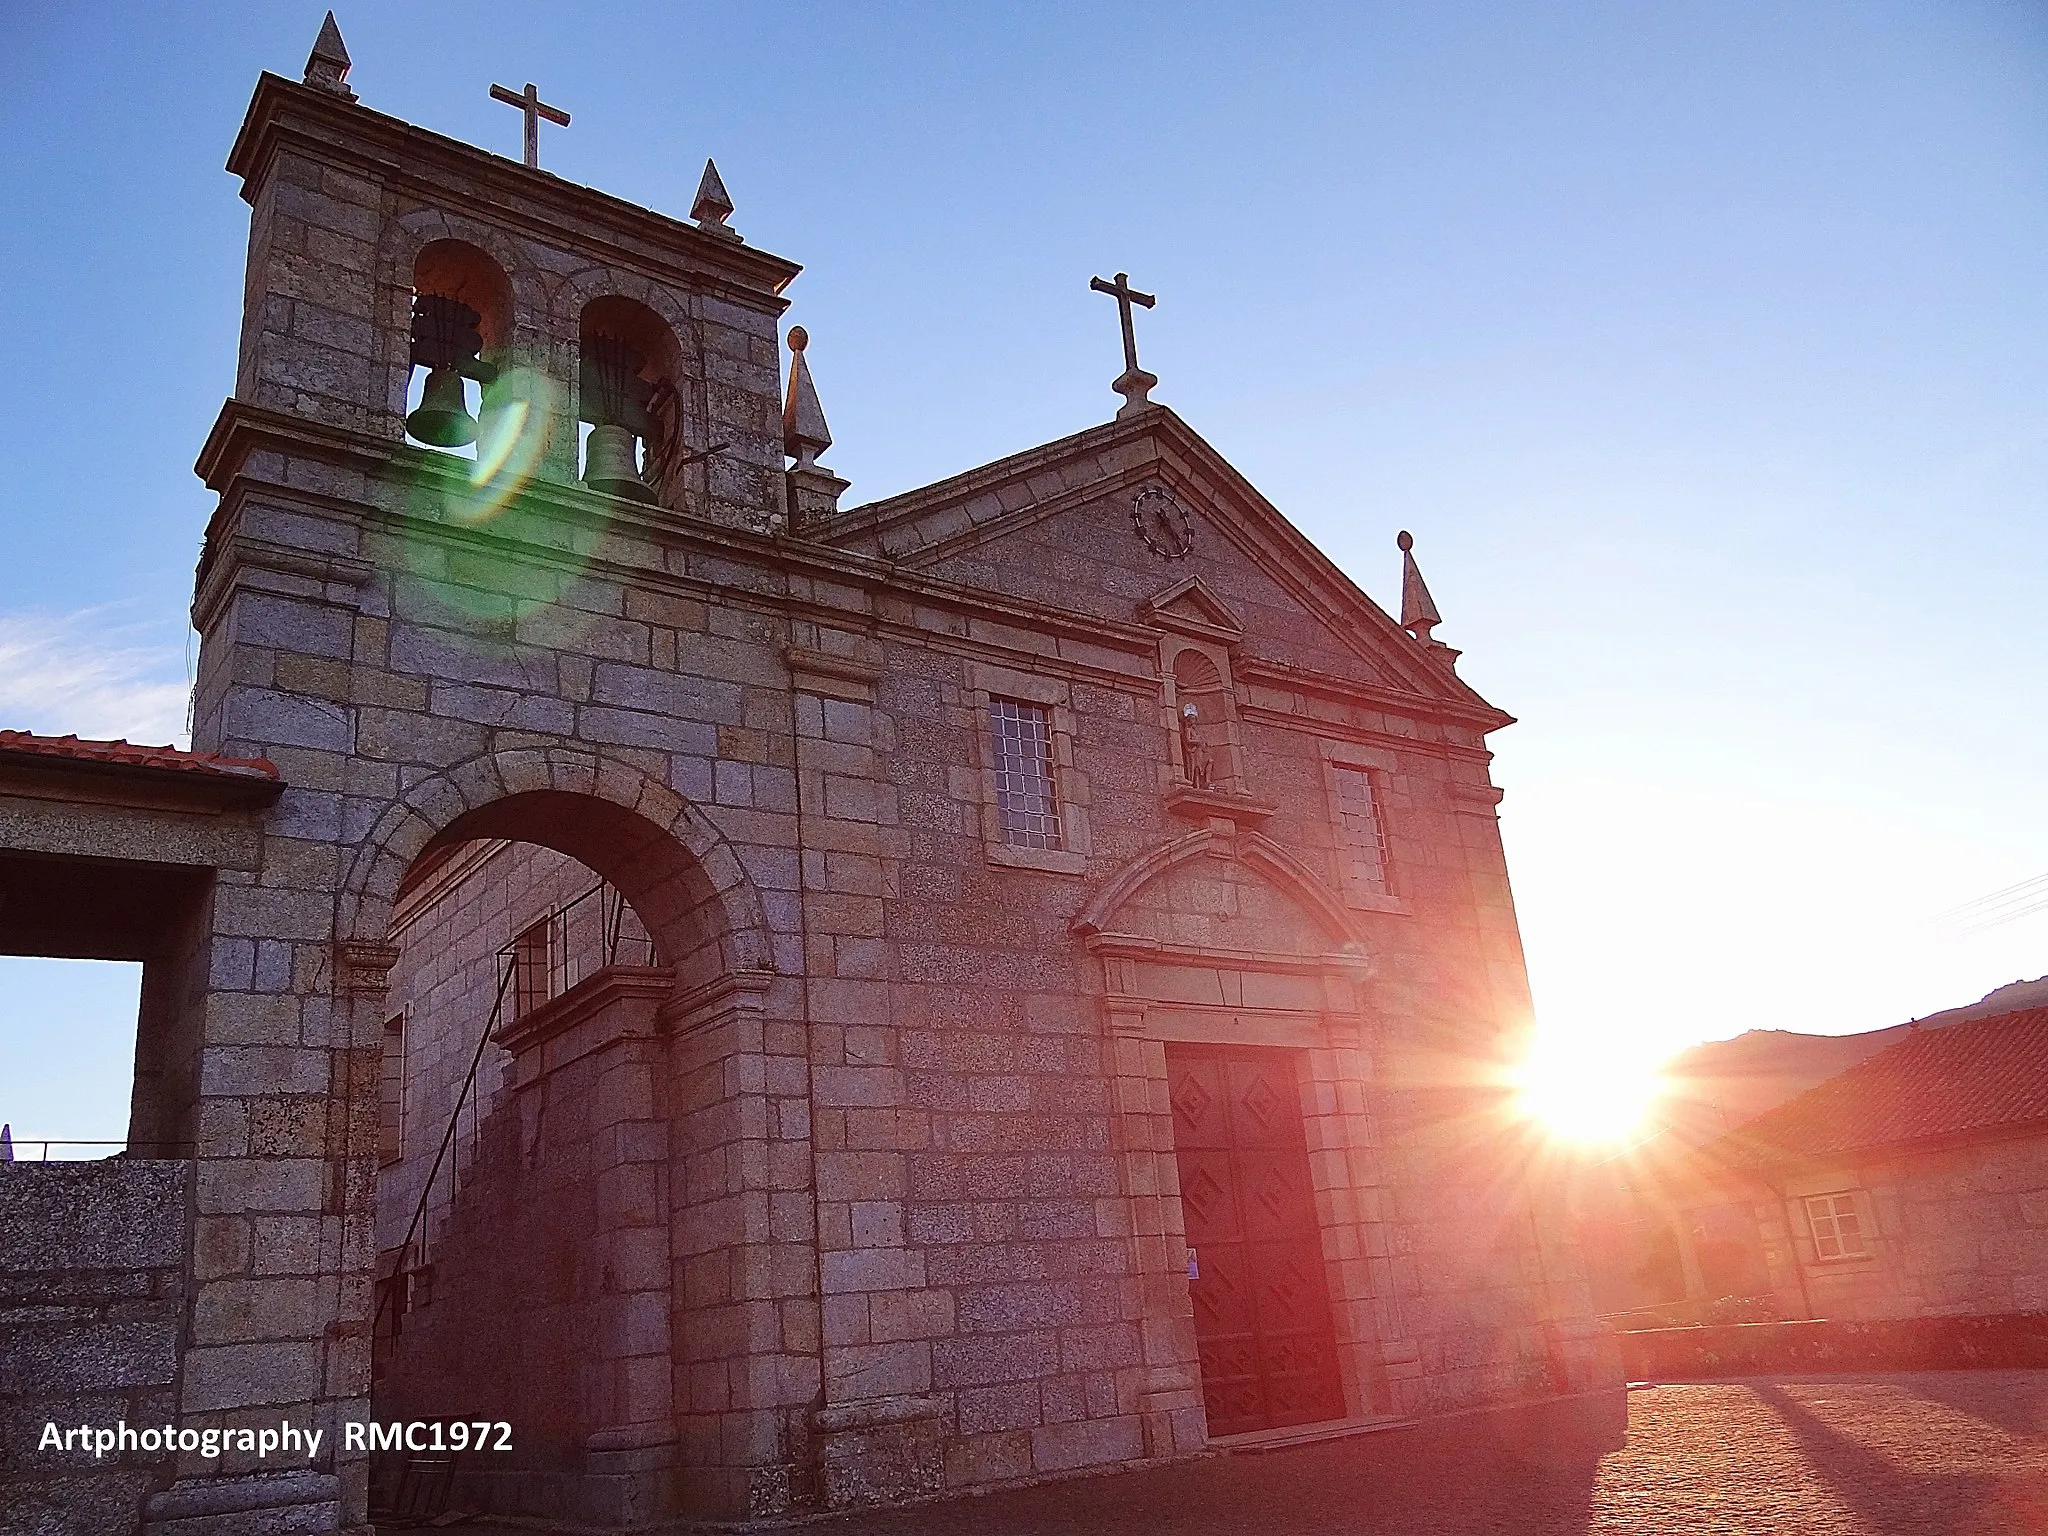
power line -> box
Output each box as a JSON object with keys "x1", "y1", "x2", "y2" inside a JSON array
[{"x1": 1938, "y1": 870, "x2": 2048, "y2": 936}]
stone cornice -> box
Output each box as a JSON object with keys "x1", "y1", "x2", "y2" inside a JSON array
[
  {"x1": 1162, "y1": 786, "x2": 1279, "y2": 830},
  {"x1": 492, "y1": 965, "x2": 673, "y2": 1059},
  {"x1": 781, "y1": 645, "x2": 884, "y2": 685},
  {"x1": 331, "y1": 940, "x2": 401, "y2": 998},
  {"x1": 1082, "y1": 933, "x2": 1372, "y2": 981},
  {"x1": 1239, "y1": 706, "x2": 1496, "y2": 766},
  {"x1": 193, "y1": 402, "x2": 1500, "y2": 733},
  {"x1": 1071, "y1": 826, "x2": 1371, "y2": 958},
  {"x1": 1139, "y1": 574, "x2": 1246, "y2": 645},
  {"x1": 661, "y1": 967, "x2": 778, "y2": 1036},
  {"x1": 1238, "y1": 656, "x2": 1513, "y2": 734},
  {"x1": 226, "y1": 73, "x2": 801, "y2": 306}
]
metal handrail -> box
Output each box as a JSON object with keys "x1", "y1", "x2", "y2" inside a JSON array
[
  {"x1": 499, "y1": 878, "x2": 653, "y2": 1018},
  {"x1": 0, "y1": 1139, "x2": 196, "y2": 1163},
  {"x1": 373, "y1": 878, "x2": 653, "y2": 1338},
  {"x1": 375, "y1": 954, "x2": 515, "y2": 1337}
]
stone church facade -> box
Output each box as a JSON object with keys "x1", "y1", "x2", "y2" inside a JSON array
[{"x1": 0, "y1": 21, "x2": 1614, "y2": 1534}]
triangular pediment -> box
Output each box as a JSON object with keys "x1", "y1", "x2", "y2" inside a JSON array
[
  {"x1": 803, "y1": 408, "x2": 1506, "y2": 721},
  {"x1": 1140, "y1": 575, "x2": 1244, "y2": 645}
]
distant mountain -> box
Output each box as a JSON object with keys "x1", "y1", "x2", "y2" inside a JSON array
[
  {"x1": 1658, "y1": 976, "x2": 2048, "y2": 1134},
  {"x1": 1662, "y1": 1027, "x2": 1912, "y2": 1133}
]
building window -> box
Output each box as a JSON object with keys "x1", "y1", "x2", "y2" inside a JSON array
[
  {"x1": 1331, "y1": 766, "x2": 1391, "y2": 896},
  {"x1": 378, "y1": 1014, "x2": 405, "y2": 1167},
  {"x1": 512, "y1": 917, "x2": 552, "y2": 1018},
  {"x1": 1804, "y1": 1191, "x2": 1869, "y2": 1261},
  {"x1": 987, "y1": 697, "x2": 1063, "y2": 850}
]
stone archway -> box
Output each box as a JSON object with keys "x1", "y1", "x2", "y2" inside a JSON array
[
  {"x1": 336, "y1": 748, "x2": 808, "y2": 1525},
  {"x1": 338, "y1": 746, "x2": 772, "y2": 974}
]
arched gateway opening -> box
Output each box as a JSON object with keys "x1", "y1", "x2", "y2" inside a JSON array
[{"x1": 351, "y1": 775, "x2": 779, "y2": 1526}]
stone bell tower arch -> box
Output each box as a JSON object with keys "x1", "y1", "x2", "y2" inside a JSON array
[{"x1": 160, "y1": 22, "x2": 834, "y2": 1531}]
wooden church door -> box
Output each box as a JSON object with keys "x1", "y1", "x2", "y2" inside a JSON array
[{"x1": 1166, "y1": 1043, "x2": 1347, "y2": 1436}]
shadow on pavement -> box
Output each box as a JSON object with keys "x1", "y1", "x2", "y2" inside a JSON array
[
  {"x1": 1750, "y1": 1381, "x2": 1999, "y2": 1536},
  {"x1": 754, "y1": 1390, "x2": 1626, "y2": 1536},
  {"x1": 1899, "y1": 1368, "x2": 2048, "y2": 1438},
  {"x1": 380, "y1": 1391, "x2": 1628, "y2": 1535}
]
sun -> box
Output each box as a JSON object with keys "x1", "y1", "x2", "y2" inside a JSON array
[{"x1": 1513, "y1": 1037, "x2": 1668, "y2": 1144}]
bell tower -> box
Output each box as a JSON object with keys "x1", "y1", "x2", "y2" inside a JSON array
[
  {"x1": 216, "y1": 24, "x2": 802, "y2": 532},
  {"x1": 173, "y1": 19, "x2": 831, "y2": 1531}
]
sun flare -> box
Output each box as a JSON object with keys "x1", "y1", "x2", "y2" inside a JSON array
[{"x1": 1514, "y1": 1038, "x2": 1668, "y2": 1144}]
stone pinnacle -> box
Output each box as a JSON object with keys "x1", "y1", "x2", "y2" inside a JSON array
[
  {"x1": 304, "y1": 12, "x2": 356, "y2": 101},
  {"x1": 1398, "y1": 530, "x2": 1443, "y2": 644}
]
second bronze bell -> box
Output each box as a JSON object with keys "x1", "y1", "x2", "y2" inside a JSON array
[
  {"x1": 583, "y1": 423, "x2": 655, "y2": 502},
  {"x1": 406, "y1": 367, "x2": 478, "y2": 447}
]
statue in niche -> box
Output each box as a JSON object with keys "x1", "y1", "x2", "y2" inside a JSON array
[{"x1": 1179, "y1": 702, "x2": 1213, "y2": 790}]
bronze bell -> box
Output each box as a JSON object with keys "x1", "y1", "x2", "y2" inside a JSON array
[
  {"x1": 582, "y1": 423, "x2": 655, "y2": 502},
  {"x1": 406, "y1": 366, "x2": 478, "y2": 448}
]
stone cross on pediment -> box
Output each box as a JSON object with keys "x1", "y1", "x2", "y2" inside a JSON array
[{"x1": 1090, "y1": 271, "x2": 1159, "y2": 419}]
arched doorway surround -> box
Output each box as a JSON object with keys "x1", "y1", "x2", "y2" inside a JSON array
[{"x1": 1073, "y1": 827, "x2": 1397, "y2": 1444}]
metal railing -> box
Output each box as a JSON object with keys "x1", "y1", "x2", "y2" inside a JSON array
[
  {"x1": 376, "y1": 878, "x2": 653, "y2": 1344},
  {"x1": 0, "y1": 1137, "x2": 194, "y2": 1163},
  {"x1": 505, "y1": 878, "x2": 653, "y2": 1019}
]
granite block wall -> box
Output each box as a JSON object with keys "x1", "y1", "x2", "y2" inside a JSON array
[
  {"x1": 0, "y1": 1162, "x2": 189, "y2": 1536},
  {"x1": 1744, "y1": 1135, "x2": 2048, "y2": 1323}
]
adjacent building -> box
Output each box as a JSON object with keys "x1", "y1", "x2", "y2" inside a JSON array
[
  {"x1": 1685, "y1": 1000, "x2": 2048, "y2": 1323},
  {"x1": 1584, "y1": 982, "x2": 2048, "y2": 1329}
]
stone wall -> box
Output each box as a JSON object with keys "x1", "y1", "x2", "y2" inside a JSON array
[
  {"x1": 377, "y1": 839, "x2": 631, "y2": 1259},
  {"x1": 1744, "y1": 1133, "x2": 2048, "y2": 1322},
  {"x1": 1621, "y1": 1313, "x2": 2048, "y2": 1379},
  {"x1": 0, "y1": 1161, "x2": 188, "y2": 1536}
]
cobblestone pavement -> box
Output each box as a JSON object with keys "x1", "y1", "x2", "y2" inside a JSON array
[{"x1": 423, "y1": 1370, "x2": 2048, "y2": 1535}]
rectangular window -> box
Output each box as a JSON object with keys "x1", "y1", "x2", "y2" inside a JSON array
[
  {"x1": 512, "y1": 918, "x2": 552, "y2": 1018},
  {"x1": 986, "y1": 697, "x2": 1063, "y2": 850},
  {"x1": 378, "y1": 1014, "x2": 405, "y2": 1167},
  {"x1": 1804, "y1": 1192, "x2": 1869, "y2": 1260},
  {"x1": 1331, "y1": 766, "x2": 1390, "y2": 895}
]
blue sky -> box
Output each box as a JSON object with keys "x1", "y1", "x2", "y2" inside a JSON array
[{"x1": 3, "y1": 2, "x2": 2046, "y2": 1143}]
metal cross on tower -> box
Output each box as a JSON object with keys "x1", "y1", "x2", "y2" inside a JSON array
[
  {"x1": 490, "y1": 82, "x2": 571, "y2": 169},
  {"x1": 1089, "y1": 271, "x2": 1159, "y2": 419}
]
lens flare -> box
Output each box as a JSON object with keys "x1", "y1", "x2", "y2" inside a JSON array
[
  {"x1": 469, "y1": 397, "x2": 531, "y2": 490},
  {"x1": 449, "y1": 366, "x2": 558, "y2": 525},
  {"x1": 1514, "y1": 1035, "x2": 1668, "y2": 1144},
  {"x1": 399, "y1": 366, "x2": 589, "y2": 627}
]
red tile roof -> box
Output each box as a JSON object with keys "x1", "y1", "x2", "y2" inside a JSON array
[
  {"x1": 0, "y1": 730, "x2": 280, "y2": 782},
  {"x1": 1716, "y1": 1006, "x2": 2048, "y2": 1166}
]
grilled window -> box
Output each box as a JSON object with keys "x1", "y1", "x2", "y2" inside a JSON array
[
  {"x1": 1804, "y1": 1192, "x2": 1868, "y2": 1261},
  {"x1": 378, "y1": 1014, "x2": 405, "y2": 1167},
  {"x1": 512, "y1": 918, "x2": 551, "y2": 1018},
  {"x1": 987, "y1": 697, "x2": 1063, "y2": 850},
  {"x1": 1332, "y1": 766, "x2": 1391, "y2": 895}
]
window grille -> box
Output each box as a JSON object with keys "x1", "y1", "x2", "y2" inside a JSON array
[
  {"x1": 378, "y1": 1014, "x2": 405, "y2": 1167},
  {"x1": 1332, "y1": 766, "x2": 1391, "y2": 894},
  {"x1": 512, "y1": 918, "x2": 551, "y2": 1018},
  {"x1": 987, "y1": 698, "x2": 1063, "y2": 850},
  {"x1": 1804, "y1": 1192, "x2": 1869, "y2": 1260}
]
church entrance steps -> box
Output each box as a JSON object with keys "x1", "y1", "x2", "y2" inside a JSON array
[{"x1": 1206, "y1": 1412, "x2": 1412, "y2": 1455}]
